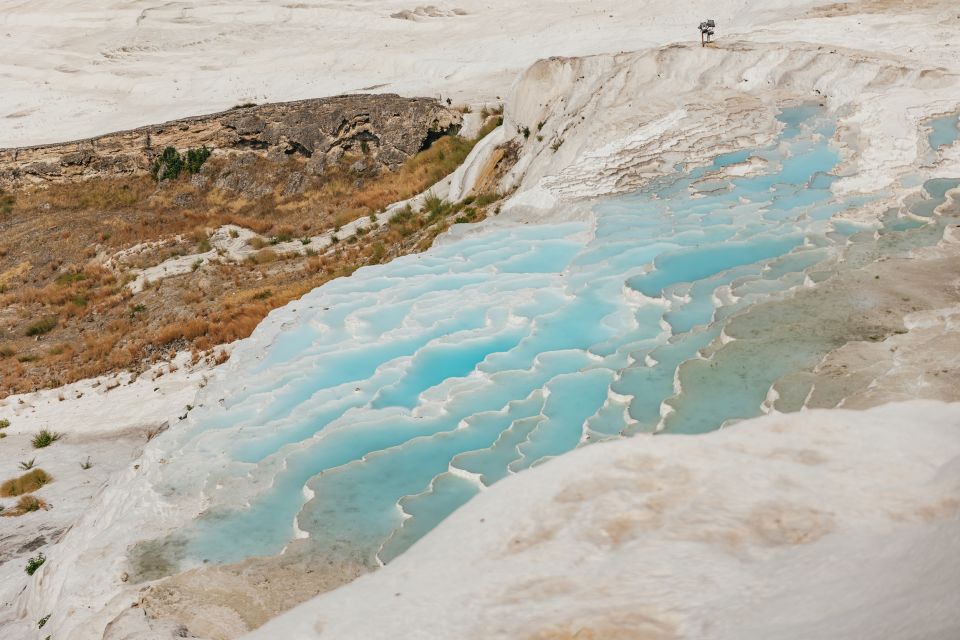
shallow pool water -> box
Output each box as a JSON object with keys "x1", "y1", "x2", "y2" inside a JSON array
[
  {"x1": 136, "y1": 107, "x2": 955, "y2": 574},
  {"x1": 928, "y1": 111, "x2": 960, "y2": 151}
]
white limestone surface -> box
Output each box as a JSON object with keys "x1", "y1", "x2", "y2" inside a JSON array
[
  {"x1": 246, "y1": 400, "x2": 960, "y2": 640},
  {"x1": 0, "y1": 0, "x2": 824, "y2": 146}
]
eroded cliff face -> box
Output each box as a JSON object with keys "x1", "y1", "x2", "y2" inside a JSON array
[{"x1": 0, "y1": 95, "x2": 461, "y2": 188}]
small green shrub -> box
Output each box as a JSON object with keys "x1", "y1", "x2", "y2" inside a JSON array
[
  {"x1": 38, "y1": 614, "x2": 50, "y2": 629},
  {"x1": 26, "y1": 317, "x2": 56, "y2": 337},
  {"x1": 80, "y1": 457, "x2": 93, "y2": 470},
  {"x1": 151, "y1": 145, "x2": 211, "y2": 180},
  {"x1": 31, "y1": 430, "x2": 62, "y2": 449},
  {"x1": 151, "y1": 146, "x2": 183, "y2": 182},
  {"x1": 184, "y1": 146, "x2": 212, "y2": 174},
  {"x1": 18, "y1": 458, "x2": 35, "y2": 470},
  {"x1": 0, "y1": 418, "x2": 9, "y2": 429},
  {"x1": 25, "y1": 553, "x2": 45, "y2": 576}
]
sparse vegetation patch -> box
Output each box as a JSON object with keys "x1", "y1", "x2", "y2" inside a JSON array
[
  {"x1": 1, "y1": 468, "x2": 53, "y2": 497},
  {"x1": 31, "y1": 429, "x2": 63, "y2": 449},
  {"x1": 25, "y1": 552, "x2": 46, "y2": 575},
  {"x1": 3, "y1": 495, "x2": 49, "y2": 517},
  {"x1": 26, "y1": 316, "x2": 57, "y2": 337}
]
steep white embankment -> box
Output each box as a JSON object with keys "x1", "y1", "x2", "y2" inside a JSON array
[
  {"x1": 498, "y1": 40, "x2": 960, "y2": 215},
  {"x1": 0, "y1": 352, "x2": 223, "y2": 638},
  {"x1": 247, "y1": 401, "x2": 960, "y2": 639}
]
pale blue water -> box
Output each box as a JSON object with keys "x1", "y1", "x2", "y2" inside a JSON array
[
  {"x1": 928, "y1": 111, "x2": 960, "y2": 151},
  {"x1": 134, "y1": 107, "x2": 955, "y2": 575}
]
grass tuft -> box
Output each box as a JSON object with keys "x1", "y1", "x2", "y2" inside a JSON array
[
  {"x1": 26, "y1": 317, "x2": 57, "y2": 337},
  {"x1": 31, "y1": 430, "x2": 62, "y2": 449},
  {"x1": 3, "y1": 495, "x2": 49, "y2": 518},
  {"x1": 1, "y1": 468, "x2": 53, "y2": 497}
]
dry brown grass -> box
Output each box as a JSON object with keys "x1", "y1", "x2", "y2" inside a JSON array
[
  {"x1": 13, "y1": 177, "x2": 154, "y2": 213},
  {"x1": 0, "y1": 120, "x2": 507, "y2": 397},
  {"x1": 1, "y1": 468, "x2": 53, "y2": 497},
  {"x1": 1, "y1": 494, "x2": 49, "y2": 516}
]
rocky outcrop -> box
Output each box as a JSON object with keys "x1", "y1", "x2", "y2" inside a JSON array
[{"x1": 0, "y1": 95, "x2": 461, "y2": 188}]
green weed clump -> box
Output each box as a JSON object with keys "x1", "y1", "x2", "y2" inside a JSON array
[
  {"x1": 185, "y1": 147, "x2": 212, "y2": 174},
  {"x1": 25, "y1": 552, "x2": 45, "y2": 575},
  {"x1": 31, "y1": 430, "x2": 62, "y2": 449}
]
